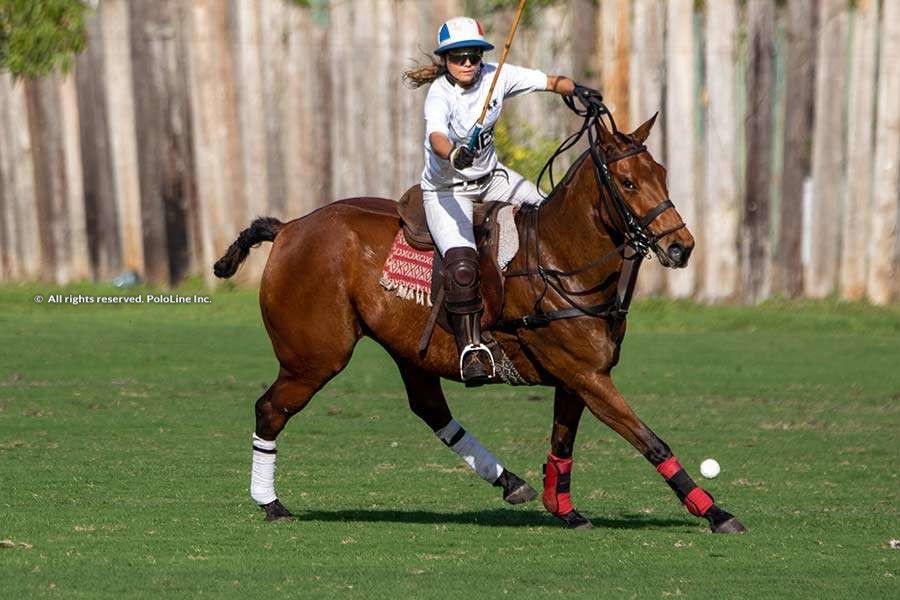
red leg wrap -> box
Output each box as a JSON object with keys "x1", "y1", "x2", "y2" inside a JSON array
[
  {"x1": 656, "y1": 455, "x2": 714, "y2": 517},
  {"x1": 684, "y1": 487, "x2": 714, "y2": 517},
  {"x1": 656, "y1": 456, "x2": 682, "y2": 479},
  {"x1": 542, "y1": 453, "x2": 574, "y2": 516}
]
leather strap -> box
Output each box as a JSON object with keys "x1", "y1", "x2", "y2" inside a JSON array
[
  {"x1": 494, "y1": 246, "x2": 645, "y2": 332},
  {"x1": 639, "y1": 198, "x2": 674, "y2": 228},
  {"x1": 418, "y1": 286, "x2": 444, "y2": 355}
]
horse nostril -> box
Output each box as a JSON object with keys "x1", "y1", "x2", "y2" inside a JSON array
[{"x1": 667, "y1": 243, "x2": 684, "y2": 264}]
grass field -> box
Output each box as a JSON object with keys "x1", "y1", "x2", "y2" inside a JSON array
[{"x1": 1, "y1": 282, "x2": 898, "y2": 598}]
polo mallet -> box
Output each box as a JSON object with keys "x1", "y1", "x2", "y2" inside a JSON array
[{"x1": 467, "y1": 0, "x2": 528, "y2": 150}]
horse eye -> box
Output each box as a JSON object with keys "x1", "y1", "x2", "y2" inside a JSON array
[{"x1": 622, "y1": 179, "x2": 636, "y2": 191}]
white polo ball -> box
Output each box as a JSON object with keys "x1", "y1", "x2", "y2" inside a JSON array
[{"x1": 700, "y1": 458, "x2": 720, "y2": 479}]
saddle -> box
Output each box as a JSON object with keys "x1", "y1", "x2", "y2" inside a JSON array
[{"x1": 396, "y1": 185, "x2": 509, "y2": 336}]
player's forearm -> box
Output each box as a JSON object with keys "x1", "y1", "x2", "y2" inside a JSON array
[
  {"x1": 546, "y1": 75, "x2": 576, "y2": 96},
  {"x1": 429, "y1": 132, "x2": 455, "y2": 161}
]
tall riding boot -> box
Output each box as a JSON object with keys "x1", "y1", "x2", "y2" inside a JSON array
[{"x1": 442, "y1": 247, "x2": 495, "y2": 384}]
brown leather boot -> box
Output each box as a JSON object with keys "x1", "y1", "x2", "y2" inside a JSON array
[
  {"x1": 448, "y1": 312, "x2": 495, "y2": 384},
  {"x1": 442, "y1": 247, "x2": 495, "y2": 384}
]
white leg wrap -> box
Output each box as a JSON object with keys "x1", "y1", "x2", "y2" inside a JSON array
[
  {"x1": 250, "y1": 433, "x2": 277, "y2": 505},
  {"x1": 435, "y1": 419, "x2": 504, "y2": 484}
]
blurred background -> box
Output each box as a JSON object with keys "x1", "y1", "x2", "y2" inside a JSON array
[{"x1": 0, "y1": 0, "x2": 897, "y2": 304}]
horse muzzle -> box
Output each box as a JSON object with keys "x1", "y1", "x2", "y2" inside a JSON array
[{"x1": 657, "y1": 241, "x2": 693, "y2": 268}]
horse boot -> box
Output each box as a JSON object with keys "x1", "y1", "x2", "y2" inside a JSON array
[{"x1": 442, "y1": 247, "x2": 495, "y2": 385}]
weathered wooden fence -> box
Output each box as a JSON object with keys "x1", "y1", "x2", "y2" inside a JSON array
[{"x1": 0, "y1": 0, "x2": 897, "y2": 304}]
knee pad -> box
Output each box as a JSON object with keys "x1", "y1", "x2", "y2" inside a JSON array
[{"x1": 442, "y1": 247, "x2": 481, "y2": 311}]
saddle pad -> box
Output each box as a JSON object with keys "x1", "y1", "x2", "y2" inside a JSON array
[
  {"x1": 379, "y1": 205, "x2": 520, "y2": 309},
  {"x1": 379, "y1": 230, "x2": 434, "y2": 306},
  {"x1": 496, "y1": 205, "x2": 519, "y2": 270}
]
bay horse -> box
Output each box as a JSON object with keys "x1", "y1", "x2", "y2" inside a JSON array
[{"x1": 214, "y1": 96, "x2": 746, "y2": 534}]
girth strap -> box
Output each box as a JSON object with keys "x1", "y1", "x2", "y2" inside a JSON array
[{"x1": 494, "y1": 243, "x2": 644, "y2": 333}]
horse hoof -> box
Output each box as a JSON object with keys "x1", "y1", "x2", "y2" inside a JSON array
[
  {"x1": 497, "y1": 470, "x2": 538, "y2": 505},
  {"x1": 557, "y1": 510, "x2": 593, "y2": 530},
  {"x1": 711, "y1": 517, "x2": 747, "y2": 534},
  {"x1": 261, "y1": 499, "x2": 294, "y2": 522},
  {"x1": 503, "y1": 482, "x2": 538, "y2": 505}
]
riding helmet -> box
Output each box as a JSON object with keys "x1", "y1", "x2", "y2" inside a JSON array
[{"x1": 435, "y1": 17, "x2": 495, "y2": 55}]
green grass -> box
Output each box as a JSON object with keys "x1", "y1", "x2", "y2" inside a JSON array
[{"x1": 1, "y1": 282, "x2": 898, "y2": 598}]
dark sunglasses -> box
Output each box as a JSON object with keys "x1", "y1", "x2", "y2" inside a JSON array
[{"x1": 446, "y1": 51, "x2": 483, "y2": 66}]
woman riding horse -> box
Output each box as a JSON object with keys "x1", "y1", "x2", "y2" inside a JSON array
[
  {"x1": 213, "y1": 18, "x2": 745, "y2": 534},
  {"x1": 403, "y1": 17, "x2": 601, "y2": 384}
]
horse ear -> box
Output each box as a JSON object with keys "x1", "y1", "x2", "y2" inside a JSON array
[
  {"x1": 630, "y1": 112, "x2": 658, "y2": 144},
  {"x1": 598, "y1": 123, "x2": 616, "y2": 145}
]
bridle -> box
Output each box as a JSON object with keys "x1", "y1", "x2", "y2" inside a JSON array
[
  {"x1": 496, "y1": 94, "x2": 685, "y2": 335},
  {"x1": 593, "y1": 145, "x2": 683, "y2": 256},
  {"x1": 545, "y1": 94, "x2": 685, "y2": 256}
]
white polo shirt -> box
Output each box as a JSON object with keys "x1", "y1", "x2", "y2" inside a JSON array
[{"x1": 421, "y1": 62, "x2": 548, "y2": 191}]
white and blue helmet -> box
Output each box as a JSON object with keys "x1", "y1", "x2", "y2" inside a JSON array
[{"x1": 435, "y1": 17, "x2": 494, "y2": 55}]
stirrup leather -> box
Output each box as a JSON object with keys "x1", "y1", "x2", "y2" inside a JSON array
[{"x1": 459, "y1": 343, "x2": 496, "y2": 380}]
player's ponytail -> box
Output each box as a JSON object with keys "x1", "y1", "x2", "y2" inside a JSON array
[{"x1": 402, "y1": 54, "x2": 447, "y2": 89}]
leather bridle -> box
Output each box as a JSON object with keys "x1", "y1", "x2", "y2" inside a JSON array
[
  {"x1": 496, "y1": 94, "x2": 685, "y2": 335},
  {"x1": 571, "y1": 94, "x2": 685, "y2": 256}
]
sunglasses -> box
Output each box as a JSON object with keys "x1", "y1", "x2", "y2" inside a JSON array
[{"x1": 446, "y1": 51, "x2": 483, "y2": 66}]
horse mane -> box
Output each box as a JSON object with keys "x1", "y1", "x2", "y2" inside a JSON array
[
  {"x1": 538, "y1": 122, "x2": 644, "y2": 206},
  {"x1": 539, "y1": 139, "x2": 613, "y2": 204},
  {"x1": 540, "y1": 148, "x2": 592, "y2": 204}
]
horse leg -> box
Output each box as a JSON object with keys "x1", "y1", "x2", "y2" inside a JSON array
[
  {"x1": 251, "y1": 362, "x2": 350, "y2": 522},
  {"x1": 396, "y1": 361, "x2": 537, "y2": 504},
  {"x1": 575, "y1": 374, "x2": 746, "y2": 533},
  {"x1": 541, "y1": 386, "x2": 593, "y2": 528}
]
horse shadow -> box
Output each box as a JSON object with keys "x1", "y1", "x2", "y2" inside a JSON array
[{"x1": 296, "y1": 507, "x2": 690, "y2": 530}]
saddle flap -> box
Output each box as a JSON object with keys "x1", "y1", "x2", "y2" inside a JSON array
[
  {"x1": 397, "y1": 185, "x2": 434, "y2": 251},
  {"x1": 397, "y1": 184, "x2": 512, "y2": 254},
  {"x1": 429, "y1": 249, "x2": 504, "y2": 332},
  {"x1": 396, "y1": 184, "x2": 512, "y2": 332}
]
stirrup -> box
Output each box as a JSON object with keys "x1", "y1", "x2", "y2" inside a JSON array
[{"x1": 459, "y1": 343, "x2": 495, "y2": 380}]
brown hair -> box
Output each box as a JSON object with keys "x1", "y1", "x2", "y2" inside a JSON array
[{"x1": 402, "y1": 54, "x2": 447, "y2": 89}]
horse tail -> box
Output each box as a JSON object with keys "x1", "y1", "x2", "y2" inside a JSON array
[{"x1": 213, "y1": 217, "x2": 284, "y2": 279}]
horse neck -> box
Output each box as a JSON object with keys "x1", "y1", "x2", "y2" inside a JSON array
[{"x1": 534, "y1": 158, "x2": 622, "y2": 278}]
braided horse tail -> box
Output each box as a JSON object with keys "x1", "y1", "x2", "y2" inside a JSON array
[{"x1": 213, "y1": 217, "x2": 284, "y2": 279}]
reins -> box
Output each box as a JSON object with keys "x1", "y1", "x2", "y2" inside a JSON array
[{"x1": 496, "y1": 95, "x2": 684, "y2": 334}]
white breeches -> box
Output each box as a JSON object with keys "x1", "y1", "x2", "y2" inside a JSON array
[{"x1": 423, "y1": 165, "x2": 544, "y2": 255}]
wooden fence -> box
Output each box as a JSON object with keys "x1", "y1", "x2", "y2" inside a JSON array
[{"x1": 0, "y1": 0, "x2": 897, "y2": 304}]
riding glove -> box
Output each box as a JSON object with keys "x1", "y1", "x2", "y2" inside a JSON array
[
  {"x1": 449, "y1": 145, "x2": 477, "y2": 170},
  {"x1": 573, "y1": 83, "x2": 603, "y2": 103}
]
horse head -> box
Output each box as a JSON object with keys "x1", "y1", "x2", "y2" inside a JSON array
[{"x1": 592, "y1": 113, "x2": 695, "y2": 268}]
